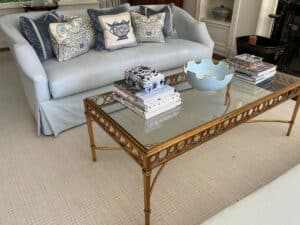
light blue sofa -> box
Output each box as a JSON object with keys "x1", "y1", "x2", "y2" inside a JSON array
[{"x1": 0, "y1": 5, "x2": 214, "y2": 136}]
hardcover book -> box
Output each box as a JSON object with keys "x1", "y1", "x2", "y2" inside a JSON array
[
  {"x1": 113, "y1": 93, "x2": 182, "y2": 119},
  {"x1": 114, "y1": 80, "x2": 175, "y2": 104},
  {"x1": 235, "y1": 71, "x2": 276, "y2": 84},
  {"x1": 113, "y1": 86, "x2": 180, "y2": 112},
  {"x1": 233, "y1": 54, "x2": 263, "y2": 66},
  {"x1": 225, "y1": 58, "x2": 276, "y2": 77}
]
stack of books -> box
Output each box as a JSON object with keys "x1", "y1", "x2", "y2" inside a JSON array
[
  {"x1": 113, "y1": 66, "x2": 182, "y2": 119},
  {"x1": 226, "y1": 54, "x2": 277, "y2": 85}
]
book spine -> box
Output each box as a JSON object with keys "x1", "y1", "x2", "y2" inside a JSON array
[
  {"x1": 113, "y1": 87, "x2": 146, "y2": 110},
  {"x1": 254, "y1": 71, "x2": 276, "y2": 84},
  {"x1": 113, "y1": 85, "x2": 142, "y2": 103},
  {"x1": 235, "y1": 71, "x2": 276, "y2": 84},
  {"x1": 235, "y1": 73, "x2": 257, "y2": 82},
  {"x1": 144, "y1": 100, "x2": 182, "y2": 119},
  {"x1": 145, "y1": 93, "x2": 180, "y2": 111},
  {"x1": 113, "y1": 94, "x2": 146, "y2": 118},
  {"x1": 236, "y1": 72, "x2": 271, "y2": 82},
  {"x1": 114, "y1": 84, "x2": 174, "y2": 104},
  {"x1": 114, "y1": 94, "x2": 182, "y2": 119},
  {"x1": 235, "y1": 66, "x2": 276, "y2": 77},
  {"x1": 136, "y1": 86, "x2": 175, "y2": 103},
  {"x1": 114, "y1": 87, "x2": 180, "y2": 112}
]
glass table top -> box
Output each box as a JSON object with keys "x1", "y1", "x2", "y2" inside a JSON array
[{"x1": 89, "y1": 72, "x2": 300, "y2": 149}]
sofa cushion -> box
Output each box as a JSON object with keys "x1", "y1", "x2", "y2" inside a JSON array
[
  {"x1": 19, "y1": 11, "x2": 61, "y2": 61},
  {"x1": 61, "y1": 15, "x2": 97, "y2": 49},
  {"x1": 43, "y1": 39, "x2": 212, "y2": 99},
  {"x1": 140, "y1": 4, "x2": 177, "y2": 38},
  {"x1": 98, "y1": 12, "x2": 137, "y2": 50},
  {"x1": 131, "y1": 12, "x2": 166, "y2": 43},
  {"x1": 49, "y1": 17, "x2": 91, "y2": 62},
  {"x1": 87, "y1": 4, "x2": 130, "y2": 51}
]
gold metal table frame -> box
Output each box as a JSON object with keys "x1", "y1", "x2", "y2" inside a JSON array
[{"x1": 84, "y1": 73, "x2": 300, "y2": 225}]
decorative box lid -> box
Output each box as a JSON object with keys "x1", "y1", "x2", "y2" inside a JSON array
[{"x1": 125, "y1": 66, "x2": 165, "y2": 93}]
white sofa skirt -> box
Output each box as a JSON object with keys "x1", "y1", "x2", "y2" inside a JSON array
[{"x1": 38, "y1": 68, "x2": 183, "y2": 136}]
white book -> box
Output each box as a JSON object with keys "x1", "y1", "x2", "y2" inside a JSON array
[
  {"x1": 114, "y1": 94, "x2": 182, "y2": 119},
  {"x1": 144, "y1": 93, "x2": 181, "y2": 111},
  {"x1": 235, "y1": 71, "x2": 276, "y2": 85},
  {"x1": 114, "y1": 80, "x2": 175, "y2": 104},
  {"x1": 143, "y1": 100, "x2": 182, "y2": 119},
  {"x1": 113, "y1": 87, "x2": 180, "y2": 112},
  {"x1": 236, "y1": 66, "x2": 277, "y2": 78},
  {"x1": 135, "y1": 85, "x2": 175, "y2": 103}
]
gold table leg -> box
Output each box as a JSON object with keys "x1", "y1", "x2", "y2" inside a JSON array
[
  {"x1": 287, "y1": 95, "x2": 300, "y2": 136},
  {"x1": 245, "y1": 95, "x2": 300, "y2": 136},
  {"x1": 225, "y1": 82, "x2": 231, "y2": 106},
  {"x1": 86, "y1": 113, "x2": 97, "y2": 162},
  {"x1": 142, "y1": 163, "x2": 166, "y2": 225},
  {"x1": 143, "y1": 169, "x2": 152, "y2": 225}
]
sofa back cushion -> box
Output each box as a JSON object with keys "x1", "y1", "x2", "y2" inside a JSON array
[
  {"x1": 49, "y1": 17, "x2": 91, "y2": 62},
  {"x1": 87, "y1": 4, "x2": 130, "y2": 50},
  {"x1": 61, "y1": 15, "x2": 97, "y2": 49},
  {"x1": 131, "y1": 12, "x2": 165, "y2": 43},
  {"x1": 19, "y1": 11, "x2": 61, "y2": 61},
  {"x1": 98, "y1": 11, "x2": 137, "y2": 50},
  {"x1": 140, "y1": 4, "x2": 177, "y2": 38}
]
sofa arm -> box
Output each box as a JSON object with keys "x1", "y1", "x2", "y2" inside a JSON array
[
  {"x1": 174, "y1": 7, "x2": 214, "y2": 50},
  {"x1": 13, "y1": 43, "x2": 51, "y2": 103},
  {"x1": 0, "y1": 15, "x2": 29, "y2": 47}
]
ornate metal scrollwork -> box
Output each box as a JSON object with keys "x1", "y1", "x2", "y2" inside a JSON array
[
  {"x1": 85, "y1": 101, "x2": 145, "y2": 166},
  {"x1": 148, "y1": 86, "x2": 300, "y2": 169},
  {"x1": 89, "y1": 92, "x2": 116, "y2": 106}
]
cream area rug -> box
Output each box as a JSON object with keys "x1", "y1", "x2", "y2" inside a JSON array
[{"x1": 0, "y1": 51, "x2": 300, "y2": 225}]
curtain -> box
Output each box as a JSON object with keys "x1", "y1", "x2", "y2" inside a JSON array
[{"x1": 98, "y1": 0, "x2": 121, "y2": 8}]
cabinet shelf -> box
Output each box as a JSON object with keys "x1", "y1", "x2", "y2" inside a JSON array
[
  {"x1": 197, "y1": 0, "x2": 263, "y2": 57},
  {"x1": 201, "y1": 17, "x2": 231, "y2": 28}
]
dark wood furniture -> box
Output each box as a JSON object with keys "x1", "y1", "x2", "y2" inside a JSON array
[
  {"x1": 23, "y1": 4, "x2": 59, "y2": 12},
  {"x1": 129, "y1": 0, "x2": 183, "y2": 8}
]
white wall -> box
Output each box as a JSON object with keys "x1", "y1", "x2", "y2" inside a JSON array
[
  {"x1": 183, "y1": 0, "x2": 197, "y2": 17},
  {"x1": 256, "y1": 0, "x2": 278, "y2": 37},
  {"x1": 234, "y1": 0, "x2": 262, "y2": 37}
]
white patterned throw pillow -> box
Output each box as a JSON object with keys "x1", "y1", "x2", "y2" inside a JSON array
[
  {"x1": 98, "y1": 11, "x2": 137, "y2": 50},
  {"x1": 131, "y1": 12, "x2": 166, "y2": 43},
  {"x1": 62, "y1": 15, "x2": 97, "y2": 49},
  {"x1": 49, "y1": 17, "x2": 91, "y2": 62}
]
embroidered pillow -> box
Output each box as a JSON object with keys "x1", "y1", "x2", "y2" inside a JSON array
[
  {"x1": 140, "y1": 4, "x2": 177, "y2": 38},
  {"x1": 49, "y1": 18, "x2": 90, "y2": 62},
  {"x1": 61, "y1": 15, "x2": 97, "y2": 49},
  {"x1": 87, "y1": 4, "x2": 130, "y2": 50},
  {"x1": 131, "y1": 12, "x2": 165, "y2": 43},
  {"x1": 20, "y1": 11, "x2": 61, "y2": 61},
  {"x1": 97, "y1": 12, "x2": 137, "y2": 50}
]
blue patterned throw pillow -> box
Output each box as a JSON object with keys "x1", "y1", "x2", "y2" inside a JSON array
[
  {"x1": 131, "y1": 12, "x2": 165, "y2": 43},
  {"x1": 49, "y1": 17, "x2": 91, "y2": 62},
  {"x1": 87, "y1": 4, "x2": 130, "y2": 50},
  {"x1": 20, "y1": 11, "x2": 61, "y2": 61},
  {"x1": 98, "y1": 12, "x2": 137, "y2": 50},
  {"x1": 140, "y1": 4, "x2": 177, "y2": 38}
]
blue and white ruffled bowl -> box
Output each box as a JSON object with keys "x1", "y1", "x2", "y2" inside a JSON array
[{"x1": 184, "y1": 59, "x2": 234, "y2": 91}]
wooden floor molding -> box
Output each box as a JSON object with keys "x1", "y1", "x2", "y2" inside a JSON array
[{"x1": 0, "y1": 47, "x2": 9, "y2": 52}]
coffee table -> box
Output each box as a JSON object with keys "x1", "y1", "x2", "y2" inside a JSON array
[{"x1": 84, "y1": 72, "x2": 300, "y2": 225}]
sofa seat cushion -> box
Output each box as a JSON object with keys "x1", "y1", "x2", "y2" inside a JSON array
[{"x1": 43, "y1": 39, "x2": 211, "y2": 99}]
